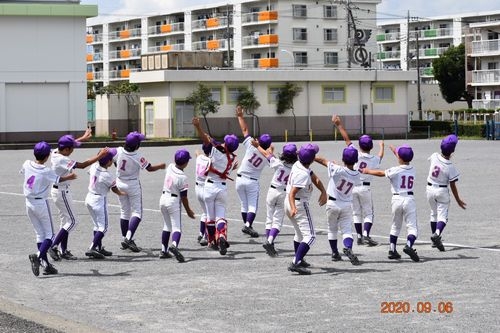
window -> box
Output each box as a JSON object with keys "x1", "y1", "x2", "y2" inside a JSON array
[
  {"x1": 374, "y1": 86, "x2": 394, "y2": 102},
  {"x1": 293, "y1": 28, "x2": 307, "y2": 41},
  {"x1": 323, "y1": 86, "x2": 345, "y2": 103},
  {"x1": 293, "y1": 5, "x2": 307, "y2": 18},
  {"x1": 324, "y1": 28, "x2": 338, "y2": 43},
  {"x1": 227, "y1": 86, "x2": 248, "y2": 104},
  {"x1": 324, "y1": 52, "x2": 338, "y2": 67},
  {"x1": 323, "y1": 5, "x2": 337, "y2": 19},
  {"x1": 294, "y1": 52, "x2": 307, "y2": 66},
  {"x1": 269, "y1": 86, "x2": 285, "y2": 104},
  {"x1": 487, "y1": 62, "x2": 497, "y2": 70},
  {"x1": 209, "y1": 87, "x2": 222, "y2": 103}
]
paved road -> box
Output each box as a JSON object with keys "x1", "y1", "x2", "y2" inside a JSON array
[{"x1": 0, "y1": 139, "x2": 498, "y2": 332}]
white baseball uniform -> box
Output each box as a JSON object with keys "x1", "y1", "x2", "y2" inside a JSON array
[
  {"x1": 385, "y1": 165, "x2": 418, "y2": 238},
  {"x1": 21, "y1": 160, "x2": 59, "y2": 243},
  {"x1": 265, "y1": 156, "x2": 293, "y2": 232},
  {"x1": 235, "y1": 136, "x2": 269, "y2": 215},
  {"x1": 353, "y1": 151, "x2": 381, "y2": 224},
  {"x1": 195, "y1": 154, "x2": 211, "y2": 224},
  {"x1": 85, "y1": 163, "x2": 116, "y2": 234},
  {"x1": 160, "y1": 163, "x2": 189, "y2": 234},
  {"x1": 426, "y1": 152, "x2": 459, "y2": 224},
  {"x1": 285, "y1": 161, "x2": 316, "y2": 246},
  {"x1": 114, "y1": 146, "x2": 150, "y2": 220},
  {"x1": 325, "y1": 162, "x2": 361, "y2": 241},
  {"x1": 50, "y1": 149, "x2": 78, "y2": 232}
]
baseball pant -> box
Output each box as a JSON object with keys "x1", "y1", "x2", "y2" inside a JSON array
[
  {"x1": 235, "y1": 176, "x2": 260, "y2": 214},
  {"x1": 352, "y1": 185, "x2": 374, "y2": 224},
  {"x1": 116, "y1": 179, "x2": 143, "y2": 220},
  {"x1": 426, "y1": 187, "x2": 450, "y2": 223},
  {"x1": 203, "y1": 180, "x2": 227, "y2": 222},
  {"x1": 390, "y1": 195, "x2": 418, "y2": 237},
  {"x1": 195, "y1": 183, "x2": 208, "y2": 223},
  {"x1": 51, "y1": 187, "x2": 78, "y2": 232},
  {"x1": 160, "y1": 195, "x2": 182, "y2": 233},
  {"x1": 265, "y1": 187, "x2": 286, "y2": 231},
  {"x1": 26, "y1": 199, "x2": 55, "y2": 243},
  {"x1": 285, "y1": 199, "x2": 316, "y2": 247},
  {"x1": 85, "y1": 193, "x2": 109, "y2": 234},
  {"x1": 326, "y1": 200, "x2": 354, "y2": 241}
]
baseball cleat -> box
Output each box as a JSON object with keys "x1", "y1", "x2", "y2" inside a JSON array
[
  {"x1": 42, "y1": 263, "x2": 58, "y2": 275},
  {"x1": 262, "y1": 241, "x2": 278, "y2": 257},
  {"x1": 364, "y1": 236, "x2": 379, "y2": 247},
  {"x1": 241, "y1": 226, "x2": 259, "y2": 238},
  {"x1": 357, "y1": 236, "x2": 364, "y2": 245},
  {"x1": 388, "y1": 250, "x2": 401, "y2": 260},
  {"x1": 218, "y1": 237, "x2": 228, "y2": 256},
  {"x1": 403, "y1": 245, "x2": 420, "y2": 262},
  {"x1": 199, "y1": 236, "x2": 208, "y2": 247},
  {"x1": 331, "y1": 252, "x2": 342, "y2": 261},
  {"x1": 343, "y1": 248, "x2": 360, "y2": 265},
  {"x1": 208, "y1": 242, "x2": 219, "y2": 251},
  {"x1": 431, "y1": 233, "x2": 445, "y2": 252},
  {"x1": 98, "y1": 247, "x2": 113, "y2": 257},
  {"x1": 298, "y1": 259, "x2": 311, "y2": 268},
  {"x1": 48, "y1": 247, "x2": 61, "y2": 261},
  {"x1": 60, "y1": 250, "x2": 77, "y2": 260},
  {"x1": 288, "y1": 262, "x2": 311, "y2": 275},
  {"x1": 123, "y1": 239, "x2": 141, "y2": 252},
  {"x1": 28, "y1": 254, "x2": 40, "y2": 277},
  {"x1": 85, "y1": 248, "x2": 105, "y2": 259},
  {"x1": 168, "y1": 246, "x2": 185, "y2": 262},
  {"x1": 197, "y1": 235, "x2": 203, "y2": 242},
  {"x1": 159, "y1": 251, "x2": 172, "y2": 259}
]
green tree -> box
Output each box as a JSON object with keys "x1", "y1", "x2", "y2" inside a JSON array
[
  {"x1": 276, "y1": 82, "x2": 302, "y2": 136},
  {"x1": 237, "y1": 87, "x2": 261, "y2": 135},
  {"x1": 432, "y1": 44, "x2": 473, "y2": 108},
  {"x1": 186, "y1": 83, "x2": 219, "y2": 136}
]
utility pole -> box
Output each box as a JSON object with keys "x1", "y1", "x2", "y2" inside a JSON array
[
  {"x1": 346, "y1": 0, "x2": 351, "y2": 68},
  {"x1": 416, "y1": 33, "x2": 422, "y2": 116},
  {"x1": 226, "y1": 5, "x2": 232, "y2": 68},
  {"x1": 406, "y1": 10, "x2": 410, "y2": 71}
]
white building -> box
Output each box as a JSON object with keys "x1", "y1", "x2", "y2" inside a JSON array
[{"x1": 0, "y1": 1, "x2": 97, "y2": 143}]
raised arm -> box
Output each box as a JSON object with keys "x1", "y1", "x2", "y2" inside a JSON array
[
  {"x1": 332, "y1": 115, "x2": 351, "y2": 146},
  {"x1": 236, "y1": 105, "x2": 250, "y2": 137},
  {"x1": 146, "y1": 162, "x2": 166, "y2": 172},
  {"x1": 76, "y1": 127, "x2": 93, "y2": 143},
  {"x1": 192, "y1": 117, "x2": 211, "y2": 145},
  {"x1": 314, "y1": 155, "x2": 329, "y2": 167},
  {"x1": 450, "y1": 181, "x2": 466, "y2": 210},
  {"x1": 388, "y1": 144, "x2": 398, "y2": 158},
  {"x1": 378, "y1": 141, "x2": 385, "y2": 159},
  {"x1": 250, "y1": 139, "x2": 272, "y2": 159},
  {"x1": 75, "y1": 147, "x2": 110, "y2": 169},
  {"x1": 362, "y1": 168, "x2": 385, "y2": 177}
]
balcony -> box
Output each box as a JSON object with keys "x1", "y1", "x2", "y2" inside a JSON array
[
  {"x1": 109, "y1": 28, "x2": 141, "y2": 41},
  {"x1": 192, "y1": 39, "x2": 233, "y2": 51},
  {"x1": 376, "y1": 31, "x2": 400, "y2": 42},
  {"x1": 148, "y1": 44, "x2": 185, "y2": 53},
  {"x1": 470, "y1": 39, "x2": 500, "y2": 56},
  {"x1": 242, "y1": 58, "x2": 279, "y2": 69},
  {"x1": 241, "y1": 10, "x2": 278, "y2": 25},
  {"x1": 86, "y1": 71, "x2": 104, "y2": 81},
  {"x1": 472, "y1": 99, "x2": 500, "y2": 110},
  {"x1": 86, "y1": 52, "x2": 103, "y2": 62},
  {"x1": 242, "y1": 34, "x2": 279, "y2": 48},
  {"x1": 109, "y1": 49, "x2": 141, "y2": 60},
  {"x1": 192, "y1": 16, "x2": 231, "y2": 31},
  {"x1": 109, "y1": 68, "x2": 140, "y2": 80},
  {"x1": 471, "y1": 69, "x2": 500, "y2": 86},
  {"x1": 148, "y1": 22, "x2": 184, "y2": 36},
  {"x1": 409, "y1": 47, "x2": 448, "y2": 58},
  {"x1": 419, "y1": 67, "x2": 434, "y2": 77},
  {"x1": 377, "y1": 50, "x2": 400, "y2": 60},
  {"x1": 410, "y1": 28, "x2": 453, "y2": 40},
  {"x1": 86, "y1": 34, "x2": 103, "y2": 44}
]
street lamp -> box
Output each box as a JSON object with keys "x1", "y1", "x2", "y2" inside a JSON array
[{"x1": 281, "y1": 49, "x2": 294, "y2": 69}]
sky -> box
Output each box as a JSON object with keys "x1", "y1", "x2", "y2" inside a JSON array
[{"x1": 80, "y1": 0, "x2": 500, "y2": 22}]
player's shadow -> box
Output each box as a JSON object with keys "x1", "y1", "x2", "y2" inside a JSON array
[
  {"x1": 314, "y1": 266, "x2": 392, "y2": 276},
  {"x1": 416, "y1": 254, "x2": 479, "y2": 262},
  {"x1": 43, "y1": 269, "x2": 134, "y2": 278},
  {"x1": 185, "y1": 254, "x2": 256, "y2": 262}
]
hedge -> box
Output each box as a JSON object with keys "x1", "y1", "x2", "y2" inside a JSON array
[{"x1": 410, "y1": 121, "x2": 485, "y2": 137}]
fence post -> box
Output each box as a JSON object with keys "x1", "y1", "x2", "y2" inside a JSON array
[
  {"x1": 454, "y1": 119, "x2": 458, "y2": 136},
  {"x1": 427, "y1": 125, "x2": 431, "y2": 139},
  {"x1": 309, "y1": 130, "x2": 312, "y2": 142},
  {"x1": 285, "y1": 129, "x2": 288, "y2": 142}
]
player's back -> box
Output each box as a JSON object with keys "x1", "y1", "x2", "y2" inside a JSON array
[
  {"x1": 88, "y1": 163, "x2": 115, "y2": 195},
  {"x1": 22, "y1": 160, "x2": 57, "y2": 199},
  {"x1": 237, "y1": 136, "x2": 268, "y2": 179},
  {"x1": 356, "y1": 152, "x2": 381, "y2": 183},
  {"x1": 427, "y1": 152, "x2": 459, "y2": 185},
  {"x1": 115, "y1": 147, "x2": 148, "y2": 180},
  {"x1": 286, "y1": 161, "x2": 313, "y2": 201},
  {"x1": 163, "y1": 163, "x2": 188, "y2": 195},
  {"x1": 327, "y1": 162, "x2": 360, "y2": 202},
  {"x1": 386, "y1": 165, "x2": 415, "y2": 195}
]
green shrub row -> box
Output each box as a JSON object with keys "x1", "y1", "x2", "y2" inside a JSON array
[{"x1": 410, "y1": 121, "x2": 485, "y2": 137}]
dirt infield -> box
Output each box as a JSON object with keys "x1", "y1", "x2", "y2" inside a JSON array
[{"x1": 0, "y1": 139, "x2": 498, "y2": 332}]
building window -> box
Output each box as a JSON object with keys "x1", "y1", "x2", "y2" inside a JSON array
[
  {"x1": 323, "y1": 86, "x2": 345, "y2": 103},
  {"x1": 374, "y1": 86, "x2": 394, "y2": 102},
  {"x1": 268, "y1": 86, "x2": 285, "y2": 104},
  {"x1": 293, "y1": 28, "x2": 307, "y2": 41},
  {"x1": 294, "y1": 52, "x2": 308, "y2": 66},
  {"x1": 324, "y1": 28, "x2": 338, "y2": 43},
  {"x1": 324, "y1": 52, "x2": 338, "y2": 67},
  {"x1": 209, "y1": 87, "x2": 222, "y2": 103},
  {"x1": 323, "y1": 5, "x2": 337, "y2": 19},
  {"x1": 227, "y1": 86, "x2": 248, "y2": 104},
  {"x1": 293, "y1": 5, "x2": 307, "y2": 18}
]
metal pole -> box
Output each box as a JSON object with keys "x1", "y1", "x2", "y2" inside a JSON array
[
  {"x1": 226, "y1": 5, "x2": 231, "y2": 68},
  {"x1": 416, "y1": 33, "x2": 422, "y2": 115}
]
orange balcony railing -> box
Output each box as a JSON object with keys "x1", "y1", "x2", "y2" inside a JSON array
[
  {"x1": 120, "y1": 69, "x2": 130, "y2": 78},
  {"x1": 119, "y1": 30, "x2": 131, "y2": 39},
  {"x1": 86, "y1": 72, "x2": 94, "y2": 80},
  {"x1": 259, "y1": 58, "x2": 279, "y2": 68},
  {"x1": 86, "y1": 54, "x2": 93, "y2": 61},
  {"x1": 86, "y1": 35, "x2": 93, "y2": 43},
  {"x1": 160, "y1": 45, "x2": 173, "y2": 51},
  {"x1": 120, "y1": 50, "x2": 131, "y2": 58},
  {"x1": 206, "y1": 18, "x2": 219, "y2": 28},
  {"x1": 258, "y1": 34, "x2": 278, "y2": 45},
  {"x1": 258, "y1": 11, "x2": 278, "y2": 21},
  {"x1": 160, "y1": 24, "x2": 172, "y2": 33},
  {"x1": 207, "y1": 40, "x2": 220, "y2": 50}
]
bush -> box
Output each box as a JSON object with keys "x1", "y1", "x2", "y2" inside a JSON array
[{"x1": 410, "y1": 120, "x2": 452, "y2": 132}]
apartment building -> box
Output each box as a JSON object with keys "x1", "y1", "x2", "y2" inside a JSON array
[{"x1": 86, "y1": 0, "x2": 381, "y2": 86}]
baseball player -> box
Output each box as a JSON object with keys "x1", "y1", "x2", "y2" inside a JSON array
[
  {"x1": 116, "y1": 131, "x2": 166, "y2": 253},
  {"x1": 426, "y1": 134, "x2": 466, "y2": 252},
  {"x1": 159, "y1": 149, "x2": 196, "y2": 262},
  {"x1": 286, "y1": 144, "x2": 327, "y2": 275},
  {"x1": 251, "y1": 141, "x2": 298, "y2": 257},
  {"x1": 235, "y1": 105, "x2": 272, "y2": 238},
  {"x1": 334, "y1": 116, "x2": 384, "y2": 246},
  {"x1": 192, "y1": 117, "x2": 239, "y2": 256},
  {"x1": 315, "y1": 145, "x2": 361, "y2": 265},
  {"x1": 49, "y1": 130, "x2": 109, "y2": 261},
  {"x1": 362, "y1": 145, "x2": 420, "y2": 262},
  {"x1": 84, "y1": 148, "x2": 125, "y2": 259},
  {"x1": 22, "y1": 141, "x2": 76, "y2": 276},
  {"x1": 194, "y1": 143, "x2": 212, "y2": 246}
]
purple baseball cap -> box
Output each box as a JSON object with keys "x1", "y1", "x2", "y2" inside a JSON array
[
  {"x1": 224, "y1": 134, "x2": 239, "y2": 153},
  {"x1": 441, "y1": 134, "x2": 458, "y2": 156},
  {"x1": 34, "y1": 141, "x2": 51, "y2": 158},
  {"x1": 298, "y1": 144, "x2": 317, "y2": 164},
  {"x1": 58, "y1": 135, "x2": 81, "y2": 149},
  {"x1": 202, "y1": 143, "x2": 212, "y2": 155},
  {"x1": 99, "y1": 148, "x2": 117, "y2": 167},
  {"x1": 358, "y1": 135, "x2": 373, "y2": 151},
  {"x1": 282, "y1": 143, "x2": 297, "y2": 156},
  {"x1": 175, "y1": 149, "x2": 191, "y2": 165},
  {"x1": 258, "y1": 134, "x2": 272, "y2": 150},
  {"x1": 125, "y1": 131, "x2": 146, "y2": 147},
  {"x1": 397, "y1": 145, "x2": 414, "y2": 162},
  {"x1": 342, "y1": 146, "x2": 359, "y2": 165}
]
